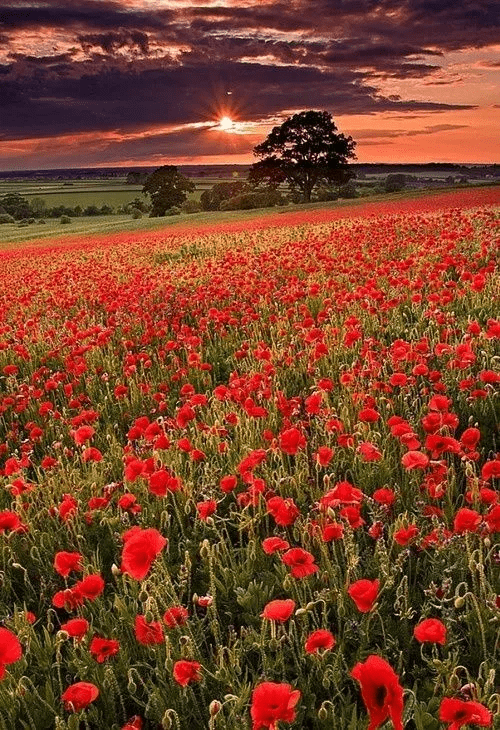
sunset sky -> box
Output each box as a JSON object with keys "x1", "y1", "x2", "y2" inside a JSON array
[{"x1": 0, "y1": 0, "x2": 499, "y2": 170}]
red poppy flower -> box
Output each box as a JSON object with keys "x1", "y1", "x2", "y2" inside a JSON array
[
  {"x1": 304, "y1": 629, "x2": 335, "y2": 655},
  {"x1": 134, "y1": 615, "x2": 164, "y2": 645},
  {"x1": 196, "y1": 499, "x2": 217, "y2": 521},
  {"x1": 260, "y1": 599, "x2": 296, "y2": 622},
  {"x1": 76, "y1": 574, "x2": 105, "y2": 600},
  {"x1": 250, "y1": 681, "x2": 301, "y2": 730},
  {"x1": 60, "y1": 618, "x2": 89, "y2": 639},
  {"x1": 262, "y1": 537, "x2": 290, "y2": 554},
  {"x1": 281, "y1": 548, "x2": 318, "y2": 578},
  {"x1": 373, "y1": 488, "x2": 396, "y2": 506},
  {"x1": 358, "y1": 442, "x2": 382, "y2": 462},
  {"x1": 219, "y1": 475, "x2": 238, "y2": 493},
  {"x1": 315, "y1": 446, "x2": 334, "y2": 466},
  {"x1": 401, "y1": 451, "x2": 429, "y2": 470},
  {"x1": 481, "y1": 459, "x2": 500, "y2": 480},
  {"x1": 393, "y1": 525, "x2": 419, "y2": 546},
  {"x1": 121, "y1": 527, "x2": 167, "y2": 580},
  {"x1": 320, "y1": 481, "x2": 363, "y2": 508},
  {"x1": 82, "y1": 446, "x2": 102, "y2": 462},
  {"x1": 453, "y1": 508, "x2": 481, "y2": 534},
  {"x1": 266, "y1": 496, "x2": 300, "y2": 526},
  {"x1": 321, "y1": 521, "x2": 344, "y2": 541},
  {"x1": 351, "y1": 655, "x2": 404, "y2": 730},
  {"x1": 62, "y1": 682, "x2": 99, "y2": 712},
  {"x1": 413, "y1": 618, "x2": 447, "y2": 645},
  {"x1": 279, "y1": 427, "x2": 306, "y2": 455},
  {"x1": 172, "y1": 660, "x2": 202, "y2": 686},
  {"x1": 348, "y1": 579, "x2": 380, "y2": 613},
  {"x1": 89, "y1": 636, "x2": 120, "y2": 663},
  {"x1": 0, "y1": 628, "x2": 22, "y2": 680},
  {"x1": 485, "y1": 504, "x2": 500, "y2": 533},
  {"x1": 54, "y1": 551, "x2": 83, "y2": 578},
  {"x1": 163, "y1": 606, "x2": 189, "y2": 629},
  {"x1": 439, "y1": 697, "x2": 492, "y2": 729}
]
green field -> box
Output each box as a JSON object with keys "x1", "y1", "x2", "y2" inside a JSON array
[
  {"x1": 0, "y1": 176, "x2": 236, "y2": 209},
  {"x1": 2, "y1": 185, "x2": 498, "y2": 249}
]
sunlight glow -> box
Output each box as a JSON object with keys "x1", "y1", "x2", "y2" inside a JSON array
[{"x1": 218, "y1": 116, "x2": 234, "y2": 130}]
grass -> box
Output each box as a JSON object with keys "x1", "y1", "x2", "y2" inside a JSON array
[{"x1": 0, "y1": 184, "x2": 499, "y2": 249}]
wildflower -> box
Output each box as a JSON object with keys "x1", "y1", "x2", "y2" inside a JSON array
[
  {"x1": 281, "y1": 547, "x2": 318, "y2": 578},
  {"x1": 262, "y1": 537, "x2": 290, "y2": 554},
  {"x1": 304, "y1": 629, "x2": 335, "y2": 655},
  {"x1": 351, "y1": 655, "x2": 404, "y2": 730},
  {"x1": 121, "y1": 527, "x2": 167, "y2": 580},
  {"x1": 250, "y1": 681, "x2": 301, "y2": 730},
  {"x1": 163, "y1": 606, "x2": 189, "y2": 629},
  {"x1": 54, "y1": 551, "x2": 83, "y2": 578},
  {"x1": 0, "y1": 628, "x2": 22, "y2": 680},
  {"x1": 62, "y1": 682, "x2": 99, "y2": 712},
  {"x1": 134, "y1": 615, "x2": 164, "y2": 645},
  {"x1": 453, "y1": 508, "x2": 481, "y2": 534},
  {"x1": 89, "y1": 636, "x2": 120, "y2": 663},
  {"x1": 401, "y1": 451, "x2": 429, "y2": 470},
  {"x1": 261, "y1": 599, "x2": 295, "y2": 622},
  {"x1": 439, "y1": 697, "x2": 492, "y2": 729},
  {"x1": 279, "y1": 427, "x2": 306, "y2": 455},
  {"x1": 413, "y1": 618, "x2": 447, "y2": 645},
  {"x1": 172, "y1": 660, "x2": 202, "y2": 686},
  {"x1": 60, "y1": 618, "x2": 89, "y2": 639},
  {"x1": 267, "y1": 496, "x2": 300, "y2": 526},
  {"x1": 348, "y1": 579, "x2": 380, "y2": 613}
]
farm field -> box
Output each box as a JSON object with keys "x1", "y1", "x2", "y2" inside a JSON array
[
  {"x1": 0, "y1": 189, "x2": 499, "y2": 729},
  {"x1": 1, "y1": 185, "x2": 499, "y2": 249}
]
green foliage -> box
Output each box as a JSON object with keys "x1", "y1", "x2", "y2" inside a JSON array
[
  {"x1": 200, "y1": 182, "x2": 247, "y2": 211},
  {"x1": 338, "y1": 181, "x2": 358, "y2": 198},
  {"x1": 143, "y1": 166, "x2": 195, "y2": 217},
  {"x1": 181, "y1": 199, "x2": 202, "y2": 214},
  {"x1": 220, "y1": 188, "x2": 285, "y2": 210},
  {"x1": 0, "y1": 193, "x2": 32, "y2": 220},
  {"x1": 0, "y1": 213, "x2": 15, "y2": 224},
  {"x1": 60, "y1": 215, "x2": 72, "y2": 224},
  {"x1": 385, "y1": 174, "x2": 407, "y2": 193}
]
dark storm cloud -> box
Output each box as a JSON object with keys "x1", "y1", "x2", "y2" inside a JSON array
[
  {"x1": 0, "y1": 0, "x2": 497, "y2": 161},
  {"x1": 0, "y1": 60, "x2": 473, "y2": 141},
  {"x1": 0, "y1": 1, "x2": 171, "y2": 31}
]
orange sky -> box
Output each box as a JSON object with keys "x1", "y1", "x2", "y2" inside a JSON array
[{"x1": 0, "y1": 1, "x2": 498, "y2": 168}]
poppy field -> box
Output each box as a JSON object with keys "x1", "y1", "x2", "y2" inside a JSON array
[{"x1": 0, "y1": 188, "x2": 499, "y2": 730}]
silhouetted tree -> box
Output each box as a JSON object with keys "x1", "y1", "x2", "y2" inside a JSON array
[
  {"x1": 143, "y1": 166, "x2": 195, "y2": 217},
  {"x1": 249, "y1": 111, "x2": 356, "y2": 203}
]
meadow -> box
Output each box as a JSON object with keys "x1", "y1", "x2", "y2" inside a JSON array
[{"x1": 0, "y1": 188, "x2": 499, "y2": 730}]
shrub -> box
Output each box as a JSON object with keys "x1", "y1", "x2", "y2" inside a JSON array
[
  {"x1": 339, "y1": 180, "x2": 358, "y2": 198},
  {"x1": 164, "y1": 206, "x2": 181, "y2": 216},
  {"x1": 385, "y1": 173, "x2": 407, "y2": 193},
  {"x1": 60, "y1": 215, "x2": 72, "y2": 224},
  {"x1": 314, "y1": 186, "x2": 339, "y2": 202},
  {"x1": 181, "y1": 200, "x2": 202, "y2": 214},
  {"x1": 220, "y1": 189, "x2": 284, "y2": 210},
  {"x1": 130, "y1": 208, "x2": 143, "y2": 219},
  {"x1": 0, "y1": 213, "x2": 15, "y2": 224}
]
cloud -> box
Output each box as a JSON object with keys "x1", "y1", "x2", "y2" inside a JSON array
[{"x1": 0, "y1": 0, "x2": 497, "y2": 166}]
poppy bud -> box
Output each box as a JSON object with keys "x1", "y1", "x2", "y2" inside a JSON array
[
  {"x1": 209, "y1": 701, "x2": 222, "y2": 716},
  {"x1": 454, "y1": 596, "x2": 465, "y2": 609},
  {"x1": 318, "y1": 703, "x2": 329, "y2": 721}
]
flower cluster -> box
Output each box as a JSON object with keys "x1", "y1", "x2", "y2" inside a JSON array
[{"x1": 0, "y1": 188, "x2": 498, "y2": 728}]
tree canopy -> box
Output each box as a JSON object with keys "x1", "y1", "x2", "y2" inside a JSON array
[
  {"x1": 249, "y1": 110, "x2": 356, "y2": 202},
  {"x1": 142, "y1": 166, "x2": 195, "y2": 217}
]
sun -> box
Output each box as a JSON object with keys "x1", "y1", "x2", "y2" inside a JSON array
[{"x1": 218, "y1": 116, "x2": 234, "y2": 131}]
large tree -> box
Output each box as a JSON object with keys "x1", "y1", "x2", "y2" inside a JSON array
[
  {"x1": 142, "y1": 166, "x2": 195, "y2": 217},
  {"x1": 249, "y1": 110, "x2": 356, "y2": 203}
]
